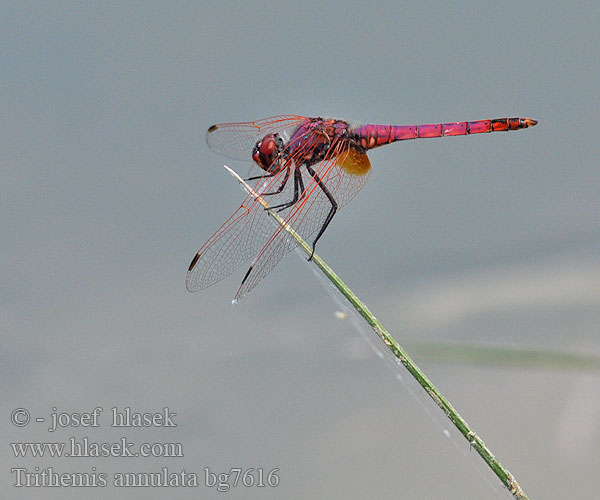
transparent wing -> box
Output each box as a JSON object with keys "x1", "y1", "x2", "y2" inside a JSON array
[
  {"x1": 188, "y1": 123, "x2": 371, "y2": 299},
  {"x1": 187, "y1": 123, "x2": 319, "y2": 291},
  {"x1": 233, "y1": 141, "x2": 372, "y2": 301},
  {"x1": 185, "y1": 198, "x2": 270, "y2": 292},
  {"x1": 205, "y1": 115, "x2": 308, "y2": 161}
]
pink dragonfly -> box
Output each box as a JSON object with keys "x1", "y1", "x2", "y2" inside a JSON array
[{"x1": 187, "y1": 115, "x2": 537, "y2": 301}]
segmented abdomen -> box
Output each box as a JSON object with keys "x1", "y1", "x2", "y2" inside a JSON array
[{"x1": 353, "y1": 117, "x2": 537, "y2": 150}]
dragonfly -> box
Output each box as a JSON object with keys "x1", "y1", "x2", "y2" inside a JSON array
[{"x1": 187, "y1": 114, "x2": 537, "y2": 301}]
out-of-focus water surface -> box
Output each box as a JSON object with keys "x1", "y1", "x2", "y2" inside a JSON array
[{"x1": 3, "y1": 2, "x2": 598, "y2": 498}]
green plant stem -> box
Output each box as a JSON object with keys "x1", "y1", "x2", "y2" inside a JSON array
[{"x1": 225, "y1": 165, "x2": 531, "y2": 500}]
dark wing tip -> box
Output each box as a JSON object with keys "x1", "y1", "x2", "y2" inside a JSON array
[
  {"x1": 188, "y1": 252, "x2": 201, "y2": 272},
  {"x1": 185, "y1": 254, "x2": 201, "y2": 292},
  {"x1": 207, "y1": 124, "x2": 218, "y2": 133}
]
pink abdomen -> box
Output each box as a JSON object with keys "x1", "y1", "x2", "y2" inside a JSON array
[{"x1": 353, "y1": 117, "x2": 537, "y2": 150}]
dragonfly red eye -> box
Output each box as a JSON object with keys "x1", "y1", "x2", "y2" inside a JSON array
[
  {"x1": 253, "y1": 134, "x2": 278, "y2": 170},
  {"x1": 260, "y1": 135, "x2": 276, "y2": 155}
]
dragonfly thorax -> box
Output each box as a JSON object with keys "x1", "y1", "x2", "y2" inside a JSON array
[{"x1": 252, "y1": 133, "x2": 285, "y2": 173}]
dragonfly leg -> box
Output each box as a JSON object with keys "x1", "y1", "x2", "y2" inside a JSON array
[
  {"x1": 260, "y1": 167, "x2": 291, "y2": 196},
  {"x1": 268, "y1": 168, "x2": 306, "y2": 212},
  {"x1": 305, "y1": 164, "x2": 337, "y2": 261},
  {"x1": 245, "y1": 171, "x2": 277, "y2": 182}
]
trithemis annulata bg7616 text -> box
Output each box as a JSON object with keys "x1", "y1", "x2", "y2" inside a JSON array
[{"x1": 186, "y1": 115, "x2": 537, "y2": 301}]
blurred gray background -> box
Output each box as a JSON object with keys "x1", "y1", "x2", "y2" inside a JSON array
[{"x1": 3, "y1": 1, "x2": 599, "y2": 499}]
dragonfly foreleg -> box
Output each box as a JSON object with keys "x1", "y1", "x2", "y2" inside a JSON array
[
  {"x1": 268, "y1": 168, "x2": 306, "y2": 212},
  {"x1": 245, "y1": 171, "x2": 278, "y2": 182},
  {"x1": 305, "y1": 164, "x2": 337, "y2": 261},
  {"x1": 258, "y1": 166, "x2": 291, "y2": 196}
]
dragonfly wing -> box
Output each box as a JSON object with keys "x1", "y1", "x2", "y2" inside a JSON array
[
  {"x1": 186, "y1": 183, "x2": 286, "y2": 291},
  {"x1": 186, "y1": 202, "x2": 261, "y2": 291},
  {"x1": 206, "y1": 115, "x2": 307, "y2": 161},
  {"x1": 186, "y1": 148, "x2": 314, "y2": 292},
  {"x1": 233, "y1": 141, "x2": 372, "y2": 301}
]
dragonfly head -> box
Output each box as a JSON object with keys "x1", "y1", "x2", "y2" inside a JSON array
[{"x1": 252, "y1": 133, "x2": 284, "y2": 173}]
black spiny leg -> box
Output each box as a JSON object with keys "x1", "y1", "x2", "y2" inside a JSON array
[
  {"x1": 245, "y1": 171, "x2": 278, "y2": 181},
  {"x1": 268, "y1": 167, "x2": 306, "y2": 212},
  {"x1": 305, "y1": 164, "x2": 337, "y2": 261},
  {"x1": 251, "y1": 167, "x2": 291, "y2": 197}
]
